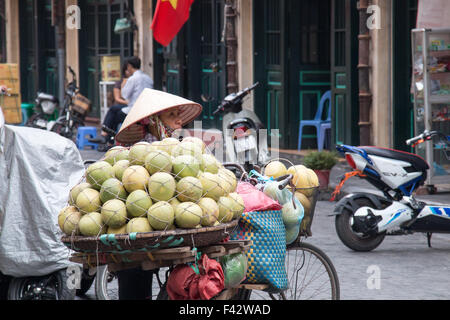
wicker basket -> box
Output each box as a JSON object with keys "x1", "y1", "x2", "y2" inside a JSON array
[
  {"x1": 71, "y1": 93, "x2": 91, "y2": 116},
  {"x1": 260, "y1": 158, "x2": 320, "y2": 238},
  {"x1": 295, "y1": 186, "x2": 319, "y2": 237},
  {"x1": 61, "y1": 220, "x2": 238, "y2": 254}
]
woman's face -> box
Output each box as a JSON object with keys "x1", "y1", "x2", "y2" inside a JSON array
[{"x1": 159, "y1": 108, "x2": 183, "y2": 130}]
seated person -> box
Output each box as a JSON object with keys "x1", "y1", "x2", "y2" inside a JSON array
[{"x1": 92, "y1": 56, "x2": 153, "y2": 144}]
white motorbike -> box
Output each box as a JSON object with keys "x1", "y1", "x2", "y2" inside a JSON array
[
  {"x1": 212, "y1": 83, "x2": 270, "y2": 173},
  {"x1": 333, "y1": 130, "x2": 450, "y2": 251}
]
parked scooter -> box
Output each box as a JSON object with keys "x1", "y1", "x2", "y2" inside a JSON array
[
  {"x1": 26, "y1": 66, "x2": 88, "y2": 141},
  {"x1": 212, "y1": 82, "x2": 270, "y2": 172},
  {"x1": 332, "y1": 130, "x2": 450, "y2": 251}
]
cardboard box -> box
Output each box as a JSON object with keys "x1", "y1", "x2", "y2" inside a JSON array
[
  {"x1": 0, "y1": 64, "x2": 19, "y2": 80},
  {"x1": 0, "y1": 64, "x2": 22, "y2": 123},
  {"x1": 1, "y1": 94, "x2": 22, "y2": 124},
  {"x1": 101, "y1": 56, "x2": 121, "y2": 82}
]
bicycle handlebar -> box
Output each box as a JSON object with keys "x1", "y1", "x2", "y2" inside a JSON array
[
  {"x1": 406, "y1": 134, "x2": 426, "y2": 146},
  {"x1": 274, "y1": 174, "x2": 294, "y2": 190},
  {"x1": 406, "y1": 130, "x2": 449, "y2": 147}
]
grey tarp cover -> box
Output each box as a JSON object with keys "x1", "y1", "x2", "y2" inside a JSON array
[{"x1": 0, "y1": 110, "x2": 85, "y2": 277}]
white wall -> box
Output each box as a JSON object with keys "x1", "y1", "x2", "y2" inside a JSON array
[{"x1": 370, "y1": 0, "x2": 393, "y2": 148}]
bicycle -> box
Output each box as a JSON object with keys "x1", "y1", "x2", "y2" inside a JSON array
[
  {"x1": 73, "y1": 161, "x2": 340, "y2": 300},
  {"x1": 155, "y1": 162, "x2": 340, "y2": 300}
]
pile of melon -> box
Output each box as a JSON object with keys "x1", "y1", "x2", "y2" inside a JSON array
[{"x1": 58, "y1": 137, "x2": 245, "y2": 238}]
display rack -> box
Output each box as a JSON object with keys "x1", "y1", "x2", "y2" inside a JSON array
[
  {"x1": 411, "y1": 28, "x2": 450, "y2": 188},
  {"x1": 99, "y1": 81, "x2": 116, "y2": 123}
]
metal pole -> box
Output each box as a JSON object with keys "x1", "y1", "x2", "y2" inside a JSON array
[
  {"x1": 53, "y1": 0, "x2": 66, "y2": 105},
  {"x1": 421, "y1": 30, "x2": 434, "y2": 186}
]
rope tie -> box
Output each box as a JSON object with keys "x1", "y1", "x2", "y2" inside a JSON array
[{"x1": 330, "y1": 170, "x2": 366, "y2": 201}]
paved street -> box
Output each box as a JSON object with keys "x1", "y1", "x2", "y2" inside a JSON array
[
  {"x1": 307, "y1": 201, "x2": 450, "y2": 300},
  {"x1": 78, "y1": 149, "x2": 450, "y2": 300}
]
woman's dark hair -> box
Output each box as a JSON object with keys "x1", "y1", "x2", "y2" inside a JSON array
[
  {"x1": 121, "y1": 62, "x2": 128, "y2": 78},
  {"x1": 125, "y1": 56, "x2": 141, "y2": 70}
]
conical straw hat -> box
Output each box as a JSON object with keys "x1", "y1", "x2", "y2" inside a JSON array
[{"x1": 115, "y1": 88, "x2": 203, "y2": 145}]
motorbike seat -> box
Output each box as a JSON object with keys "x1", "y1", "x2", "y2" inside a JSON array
[
  {"x1": 227, "y1": 118, "x2": 257, "y2": 130},
  {"x1": 359, "y1": 146, "x2": 429, "y2": 172},
  {"x1": 37, "y1": 92, "x2": 57, "y2": 101}
]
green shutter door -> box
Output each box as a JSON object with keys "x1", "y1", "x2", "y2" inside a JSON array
[
  {"x1": 19, "y1": 0, "x2": 57, "y2": 103},
  {"x1": 330, "y1": 0, "x2": 359, "y2": 147},
  {"x1": 288, "y1": 0, "x2": 331, "y2": 150},
  {"x1": 79, "y1": 0, "x2": 134, "y2": 118},
  {"x1": 185, "y1": 0, "x2": 226, "y2": 130},
  {"x1": 253, "y1": 0, "x2": 286, "y2": 148},
  {"x1": 254, "y1": 0, "x2": 331, "y2": 150},
  {"x1": 393, "y1": 0, "x2": 418, "y2": 151}
]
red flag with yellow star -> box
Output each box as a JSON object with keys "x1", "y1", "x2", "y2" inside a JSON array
[{"x1": 151, "y1": 0, "x2": 194, "y2": 46}]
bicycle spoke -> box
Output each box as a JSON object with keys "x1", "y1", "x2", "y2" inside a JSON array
[{"x1": 285, "y1": 243, "x2": 337, "y2": 300}]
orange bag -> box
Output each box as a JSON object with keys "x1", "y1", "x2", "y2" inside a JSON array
[{"x1": 166, "y1": 253, "x2": 225, "y2": 300}]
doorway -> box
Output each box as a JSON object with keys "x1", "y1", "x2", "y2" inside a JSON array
[
  {"x1": 19, "y1": 0, "x2": 57, "y2": 103},
  {"x1": 186, "y1": 0, "x2": 226, "y2": 130},
  {"x1": 253, "y1": 0, "x2": 332, "y2": 150},
  {"x1": 393, "y1": 0, "x2": 418, "y2": 151},
  {"x1": 78, "y1": 0, "x2": 134, "y2": 118}
]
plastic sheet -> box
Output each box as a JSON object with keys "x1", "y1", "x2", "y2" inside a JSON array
[
  {"x1": 0, "y1": 120, "x2": 84, "y2": 277},
  {"x1": 236, "y1": 182, "x2": 282, "y2": 212},
  {"x1": 220, "y1": 252, "x2": 248, "y2": 288}
]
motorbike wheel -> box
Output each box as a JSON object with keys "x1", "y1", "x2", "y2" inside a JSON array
[
  {"x1": 335, "y1": 198, "x2": 386, "y2": 252},
  {"x1": 51, "y1": 119, "x2": 83, "y2": 143},
  {"x1": 0, "y1": 274, "x2": 11, "y2": 300},
  {"x1": 7, "y1": 269, "x2": 75, "y2": 300},
  {"x1": 75, "y1": 268, "x2": 95, "y2": 297}
]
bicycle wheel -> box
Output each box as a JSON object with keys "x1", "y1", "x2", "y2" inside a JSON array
[
  {"x1": 95, "y1": 265, "x2": 119, "y2": 300},
  {"x1": 96, "y1": 265, "x2": 170, "y2": 300},
  {"x1": 247, "y1": 242, "x2": 340, "y2": 300}
]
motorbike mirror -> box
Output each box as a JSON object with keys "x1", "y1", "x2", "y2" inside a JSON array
[{"x1": 212, "y1": 106, "x2": 223, "y2": 115}]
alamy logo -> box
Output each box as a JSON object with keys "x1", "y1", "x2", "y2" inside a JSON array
[
  {"x1": 66, "y1": 265, "x2": 81, "y2": 290},
  {"x1": 66, "y1": 5, "x2": 81, "y2": 30},
  {"x1": 366, "y1": 265, "x2": 381, "y2": 290},
  {"x1": 367, "y1": 5, "x2": 381, "y2": 30}
]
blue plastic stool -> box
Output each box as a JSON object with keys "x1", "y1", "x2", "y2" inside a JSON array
[
  {"x1": 76, "y1": 127, "x2": 99, "y2": 150},
  {"x1": 298, "y1": 90, "x2": 331, "y2": 150}
]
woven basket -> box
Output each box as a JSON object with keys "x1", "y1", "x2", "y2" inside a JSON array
[
  {"x1": 296, "y1": 186, "x2": 319, "y2": 237},
  {"x1": 71, "y1": 93, "x2": 91, "y2": 116},
  {"x1": 61, "y1": 220, "x2": 238, "y2": 254}
]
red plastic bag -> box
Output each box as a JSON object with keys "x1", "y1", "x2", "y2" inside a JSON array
[
  {"x1": 166, "y1": 254, "x2": 225, "y2": 300},
  {"x1": 236, "y1": 182, "x2": 282, "y2": 213}
]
